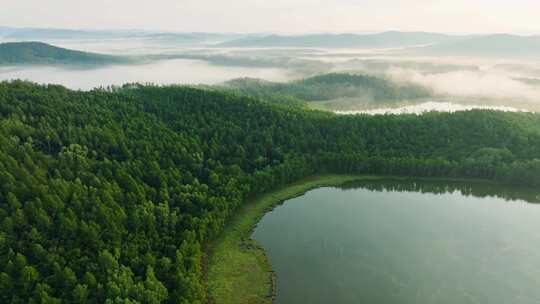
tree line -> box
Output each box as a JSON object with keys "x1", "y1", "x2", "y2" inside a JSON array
[
  {"x1": 222, "y1": 73, "x2": 431, "y2": 106},
  {"x1": 0, "y1": 80, "x2": 539, "y2": 303}
]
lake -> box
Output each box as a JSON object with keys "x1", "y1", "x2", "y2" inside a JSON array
[
  {"x1": 335, "y1": 101, "x2": 526, "y2": 115},
  {"x1": 252, "y1": 179, "x2": 540, "y2": 304}
]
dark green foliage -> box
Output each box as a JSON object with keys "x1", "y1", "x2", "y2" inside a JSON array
[
  {"x1": 223, "y1": 73, "x2": 431, "y2": 104},
  {"x1": 0, "y1": 42, "x2": 126, "y2": 65},
  {"x1": 0, "y1": 80, "x2": 539, "y2": 303}
]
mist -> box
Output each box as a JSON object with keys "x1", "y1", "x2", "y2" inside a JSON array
[
  {"x1": 388, "y1": 67, "x2": 540, "y2": 103},
  {"x1": 0, "y1": 57, "x2": 291, "y2": 90},
  {"x1": 327, "y1": 55, "x2": 540, "y2": 111},
  {"x1": 2, "y1": 32, "x2": 540, "y2": 112}
]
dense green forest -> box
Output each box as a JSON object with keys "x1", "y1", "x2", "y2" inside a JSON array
[
  {"x1": 0, "y1": 80, "x2": 539, "y2": 303},
  {"x1": 0, "y1": 42, "x2": 126, "y2": 65},
  {"x1": 222, "y1": 73, "x2": 432, "y2": 108}
]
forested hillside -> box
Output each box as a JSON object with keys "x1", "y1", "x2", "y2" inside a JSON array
[
  {"x1": 0, "y1": 81, "x2": 539, "y2": 303},
  {"x1": 0, "y1": 42, "x2": 126, "y2": 65},
  {"x1": 223, "y1": 73, "x2": 431, "y2": 107}
]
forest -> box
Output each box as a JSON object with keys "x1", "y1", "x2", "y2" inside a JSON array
[
  {"x1": 0, "y1": 42, "x2": 127, "y2": 66},
  {"x1": 0, "y1": 80, "x2": 539, "y2": 303},
  {"x1": 222, "y1": 73, "x2": 431, "y2": 108}
]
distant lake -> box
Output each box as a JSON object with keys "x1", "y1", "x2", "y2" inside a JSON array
[
  {"x1": 0, "y1": 59, "x2": 289, "y2": 90},
  {"x1": 336, "y1": 101, "x2": 526, "y2": 115},
  {"x1": 252, "y1": 179, "x2": 540, "y2": 304}
]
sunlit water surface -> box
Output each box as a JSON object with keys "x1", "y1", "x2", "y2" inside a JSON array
[{"x1": 336, "y1": 101, "x2": 526, "y2": 115}]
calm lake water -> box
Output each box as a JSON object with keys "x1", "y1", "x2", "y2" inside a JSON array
[
  {"x1": 336, "y1": 101, "x2": 526, "y2": 115},
  {"x1": 252, "y1": 179, "x2": 540, "y2": 304}
]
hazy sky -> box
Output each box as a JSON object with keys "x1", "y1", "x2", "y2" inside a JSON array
[{"x1": 3, "y1": 0, "x2": 540, "y2": 34}]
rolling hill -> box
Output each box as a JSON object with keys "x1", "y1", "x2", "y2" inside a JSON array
[
  {"x1": 412, "y1": 34, "x2": 540, "y2": 58},
  {"x1": 0, "y1": 27, "x2": 244, "y2": 45},
  {"x1": 0, "y1": 41, "x2": 128, "y2": 65},
  {"x1": 0, "y1": 81, "x2": 539, "y2": 302},
  {"x1": 222, "y1": 73, "x2": 432, "y2": 109},
  {"x1": 218, "y1": 31, "x2": 456, "y2": 48}
]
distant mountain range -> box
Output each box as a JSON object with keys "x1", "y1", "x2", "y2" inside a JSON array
[
  {"x1": 409, "y1": 34, "x2": 540, "y2": 58},
  {"x1": 1, "y1": 28, "x2": 540, "y2": 63},
  {"x1": 218, "y1": 31, "x2": 455, "y2": 48},
  {"x1": 216, "y1": 32, "x2": 540, "y2": 59},
  {"x1": 0, "y1": 27, "x2": 245, "y2": 44},
  {"x1": 0, "y1": 41, "x2": 127, "y2": 65},
  {"x1": 219, "y1": 31, "x2": 540, "y2": 58}
]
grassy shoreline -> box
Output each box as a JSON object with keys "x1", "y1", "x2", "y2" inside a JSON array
[
  {"x1": 204, "y1": 174, "x2": 512, "y2": 304},
  {"x1": 204, "y1": 174, "x2": 396, "y2": 304}
]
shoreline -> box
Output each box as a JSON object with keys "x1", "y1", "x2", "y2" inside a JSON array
[
  {"x1": 203, "y1": 174, "x2": 529, "y2": 304},
  {"x1": 204, "y1": 175, "x2": 370, "y2": 304}
]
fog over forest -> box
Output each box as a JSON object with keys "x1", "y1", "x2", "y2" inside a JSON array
[
  {"x1": 3, "y1": 3, "x2": 540, "y2": 303},
  {"x1": 1, "y1": 28, "x2": 540, "y2": 111}
]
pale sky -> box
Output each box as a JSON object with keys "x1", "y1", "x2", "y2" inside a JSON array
[{"x1": 2, "y1": 0, "x2": 540, "y2": 34}]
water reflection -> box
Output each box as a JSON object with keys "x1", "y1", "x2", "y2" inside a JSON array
[
  {"x1": 340, "y1": 178, "x2": 540, "y2": 203},
  {"x1": 253, "y1": 179, "x2": 540, "y2": 304}
]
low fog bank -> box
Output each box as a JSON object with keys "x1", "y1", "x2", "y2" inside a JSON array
[
  {"x1": 0, "y1": 59, "x2": 291, "y2": 90},
  {"x1": 2, "y1": 33, "x2": 540, "y2": 111},
  {"x1": 324, "y1": 56, "x2": 540, "y2": 111},
  {"x1": 193, "y1": 46, "x2": 540, "y2": 111},
  {"x1": 387, "y1": 68, "x2": 540, "y2": 110}
]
